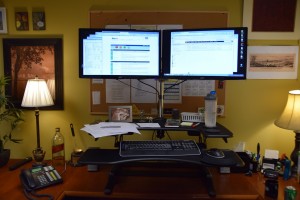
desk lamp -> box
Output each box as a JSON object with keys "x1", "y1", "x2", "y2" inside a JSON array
[
  {"x1": 274, "y1": 90, "x2": 300, "y2": 176},
  {"x1": 21, "y1": 77, "x2": 54, "y2": 166}
]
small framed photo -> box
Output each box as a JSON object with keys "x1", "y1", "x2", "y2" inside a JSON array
[
  {"x1": 15, "y1": 12, "x2": 29, "y2": 31},
  {"x1": 109, "y1": 106, "x2": 132, "y2": 122},
  {"x1": 0, "y1": 7, "x2": 7, "y2": 33},
  {"x1": 32, "y1": 11, "x2": 46, "y2": 30}
]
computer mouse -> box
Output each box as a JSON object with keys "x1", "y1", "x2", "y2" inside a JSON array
[{"x1": 206, "y1": 148, "x2": 225, "y2": 158}]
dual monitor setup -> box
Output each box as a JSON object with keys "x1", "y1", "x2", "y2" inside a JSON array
[
  {"x1": 78, "y1": 28, "x2": 245, "y2": 196},
  {"x1": 79, "y1": 27, "x2": 248, "y2": 80}
]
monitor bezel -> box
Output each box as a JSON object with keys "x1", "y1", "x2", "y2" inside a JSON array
[
  {"x1": 161, "y1": 27, "x2": 248, "y2": 80},
  {"x1": 79, "y1": 28, "x2": 162, "y2": 79}
]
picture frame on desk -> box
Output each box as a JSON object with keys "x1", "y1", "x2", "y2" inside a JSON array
[
  {"x1": 3, "y1": 38, "x2": 64, "y2": 110},
  {"x1": 109, "y1": 106, "x2": 132, "y2": 122}
]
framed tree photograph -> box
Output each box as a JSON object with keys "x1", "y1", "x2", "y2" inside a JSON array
[
  {"x1": 0, "y1": 7, "x2": 7, "y2": 33},
  {"x1": 3, "y1": 38, "x2": 64, "y2": 110}
]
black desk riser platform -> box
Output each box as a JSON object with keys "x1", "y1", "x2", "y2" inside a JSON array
[
  {"x1": 81, "y1": 122, "x2": 238, "y2": 196},
  {"x1": 136, "y1": 121, "x2": 233, "y2": 140},
  {"x1": 79, "y1": 148, "x2": 244, "y2": 197},
  {"x1": 107, "y1": 121, "x2": 233, "y2": 147}
]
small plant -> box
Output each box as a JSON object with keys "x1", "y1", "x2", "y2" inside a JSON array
[{"x1": 0, "y1": 76, "x2": 23, "y2": 153}]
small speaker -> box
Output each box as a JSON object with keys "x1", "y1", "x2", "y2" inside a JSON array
[
  {"x1": 87, "y1": 164, "x2": 99, "y2": 172},
  {"x1": 172, "y1": 109, "x2": 180, "y2": 119}
]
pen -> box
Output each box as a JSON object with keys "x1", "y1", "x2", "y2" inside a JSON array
[
  {"x1": 101, "y1": 126, "x2": 121, "y2": 128},
  {"x1": 256, "y1": 143, "x2": 260, "y2": 161},
  {"x1": 192, "y1": 123, "x2": 200, "y2": 128},
  {"x1": 70, "y1": 123, "x2": 83, "y2": 154},
  {"x1": 70, "y1": 123, "x2": 75, "y2": 137}
]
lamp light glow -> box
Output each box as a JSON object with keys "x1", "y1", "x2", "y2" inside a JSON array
[
  {"x1": 274, "y1": 90, "x2": 300, "y2": 176},
  {"x1": 22, "y1": 78, "x2": 54, "y2": 107},
  {"x1": 21, "y1": 77, "x2": 54, "y2": 166}
]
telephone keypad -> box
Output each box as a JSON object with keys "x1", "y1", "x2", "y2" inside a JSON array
[
  {"x1": 21, "y1": 165, "x2": 63, "y2": 190},
  {"x1": 45, "y1": 171, "x2": 53, "y2": 181},
  {"x1": 37, "y1": 175, "x2": 49, "y2": 185}
]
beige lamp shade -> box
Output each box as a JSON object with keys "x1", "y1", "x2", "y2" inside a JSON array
[
  {"x1": 274, "y1": 90, "x2": 300, "y2": 131},
  {"x1": 21, "y1": 77, "x2": 54, "y2": 107},
  {"x1": 46, "y1": 79, "x2": 55, "y2": 101}
]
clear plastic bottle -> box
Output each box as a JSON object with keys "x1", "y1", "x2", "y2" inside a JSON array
[
  {"x1": 204, "y1": 91, "x2": 217, "y2": 127},
  {"x1": 52, "y1": 127, "x2": 65, "y2": 166}
]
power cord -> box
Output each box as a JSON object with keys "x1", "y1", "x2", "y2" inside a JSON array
[{"x1": 23, "y1": 188, "x2": 54, "y2": 200}]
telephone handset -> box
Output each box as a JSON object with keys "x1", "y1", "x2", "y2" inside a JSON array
[{"x1": 20, "y1": 165, "x2": 63, "y2": 191}]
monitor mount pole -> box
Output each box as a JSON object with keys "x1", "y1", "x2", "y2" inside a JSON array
[
  {"x1": 155, "y1": 79, "x2": 165, "y2": 139},
  {"x1": 158, "y1": 79, "x2": 164, "y2": 120}
]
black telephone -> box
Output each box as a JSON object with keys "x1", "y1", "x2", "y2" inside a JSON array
[{"x1": 20, "y1": 165, "x2": 63, "y2": 191}]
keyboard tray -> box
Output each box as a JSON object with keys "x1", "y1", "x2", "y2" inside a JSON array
[
  {"x1": 119, "y1": 140, "x2": 201, "y2": 157},
  {"x1": 79, "y1": 148, "x2": 244, "y2": 167}
]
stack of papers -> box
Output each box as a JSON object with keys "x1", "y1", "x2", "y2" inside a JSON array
[
  {"x1": 165, "y1": 119, "x2": 181, "y2": 127},
  {"x1": 81, "y1": 122, "x2": 141, "y2": 138}
]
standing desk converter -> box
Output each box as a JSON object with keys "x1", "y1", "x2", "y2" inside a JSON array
[
  {"x1": 79, "y1": 122, "x2": 243, "y2": 197},
  {"x1": 113, "y1": 121, "x2": 233, "y2": 146}
]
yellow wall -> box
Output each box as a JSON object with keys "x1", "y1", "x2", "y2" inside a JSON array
[{"x1": 0, "y1": 0, "x2": 299, "y2": 161}]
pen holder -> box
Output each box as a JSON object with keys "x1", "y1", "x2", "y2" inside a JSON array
[
  {"x1": 249, "y1": 160, "x2": 259, "y2": 172},
  {"x1": 70, "y1": 150, "x2": 83, "y2": 167}
]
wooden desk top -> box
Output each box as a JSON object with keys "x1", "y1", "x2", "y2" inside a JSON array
[{"x1": 0, "y1": 159, "x2": 299, "y2": 200}]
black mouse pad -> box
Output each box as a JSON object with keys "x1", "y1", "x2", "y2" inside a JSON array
[{"x1": 200, "y1": 149, "x2": 242, "y2": 166}]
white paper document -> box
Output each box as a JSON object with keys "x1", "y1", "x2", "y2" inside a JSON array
[
  {"x1": 163, "y1": 81, "x2": 182, "y2": 103},
  {"x1": 264, "y1": 149, "x2": 279, "y2": 159},
  {"x1": 81, "y1": 122, "x2": 140, "y2": 138},
  {"x1": 131, "y1": 79, "x2": 157, "y2": 103},
  {"x1": 106, "y1": 79, "x2": 130, "y2": 103},
  {"x1": 182, "y1": 80, "x2": 215, "y2": 96},
  {"x1": 92, "y1": 91, "x2": 100, "y2": 105}
]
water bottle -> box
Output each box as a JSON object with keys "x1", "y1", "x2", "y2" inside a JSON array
[
  {"x1": 52, "y1": 127, "x2": 65, "y2": 166},
  {"x1": 283, "y1": 159, "x2": 291, "y2": 180},
  {"x1": 204, "y1": 91, "x2": 217, "y2": 127}
]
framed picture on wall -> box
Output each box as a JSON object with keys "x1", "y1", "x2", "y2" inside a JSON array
[
  {"x1": 0, "y1": 7, "x2": 8, "y2": 33},
  {"x1": 243, "y1": 0, "x2": 300, "y2": 39},
  {"x1": 109, "y1": 106, "x2": 132, "y2": 122},
  {"x1": 3, "y1": 38, "x2": 64, "y2": 110},
  {"x1": 15, "y1": 12, "x2": 29, "y2": 31},
  {"x1": 32, "y1": 11, "x2": 46, "y2": 30},
  {"x1": 247, "y1": 46, "x2": 299, "y2": 79}
]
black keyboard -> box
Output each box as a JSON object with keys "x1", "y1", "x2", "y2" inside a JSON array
[{"x1": 119, "y1": 140, "x2": 201, "y2": 157}]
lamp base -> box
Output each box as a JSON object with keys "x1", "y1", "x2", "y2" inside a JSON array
[
  {"x1": 32, "y1": 148, "x2": 46, "y2": 167},
  {"x1": 290, "y1": 131, "x2": 300, "y2": 177}
]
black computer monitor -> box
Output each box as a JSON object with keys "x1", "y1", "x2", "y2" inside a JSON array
[
  {"x1": 162, "y1": 27, "x2": 247, "y2": 80},
  {"x1": 79, "y1": 28, "x2": 161, "y2": 79}
]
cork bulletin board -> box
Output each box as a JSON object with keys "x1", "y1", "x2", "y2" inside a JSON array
[{"x1": 89, "y1": 11, "x2": 228, "y2": 115}]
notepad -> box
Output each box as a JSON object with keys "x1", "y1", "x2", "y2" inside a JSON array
[
  {"x1": 180, "y1": 122, "x2": 193, "y2": 127},
  {"x1": 165, "y1": 119, "x2": 181, "y2": 127}
]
